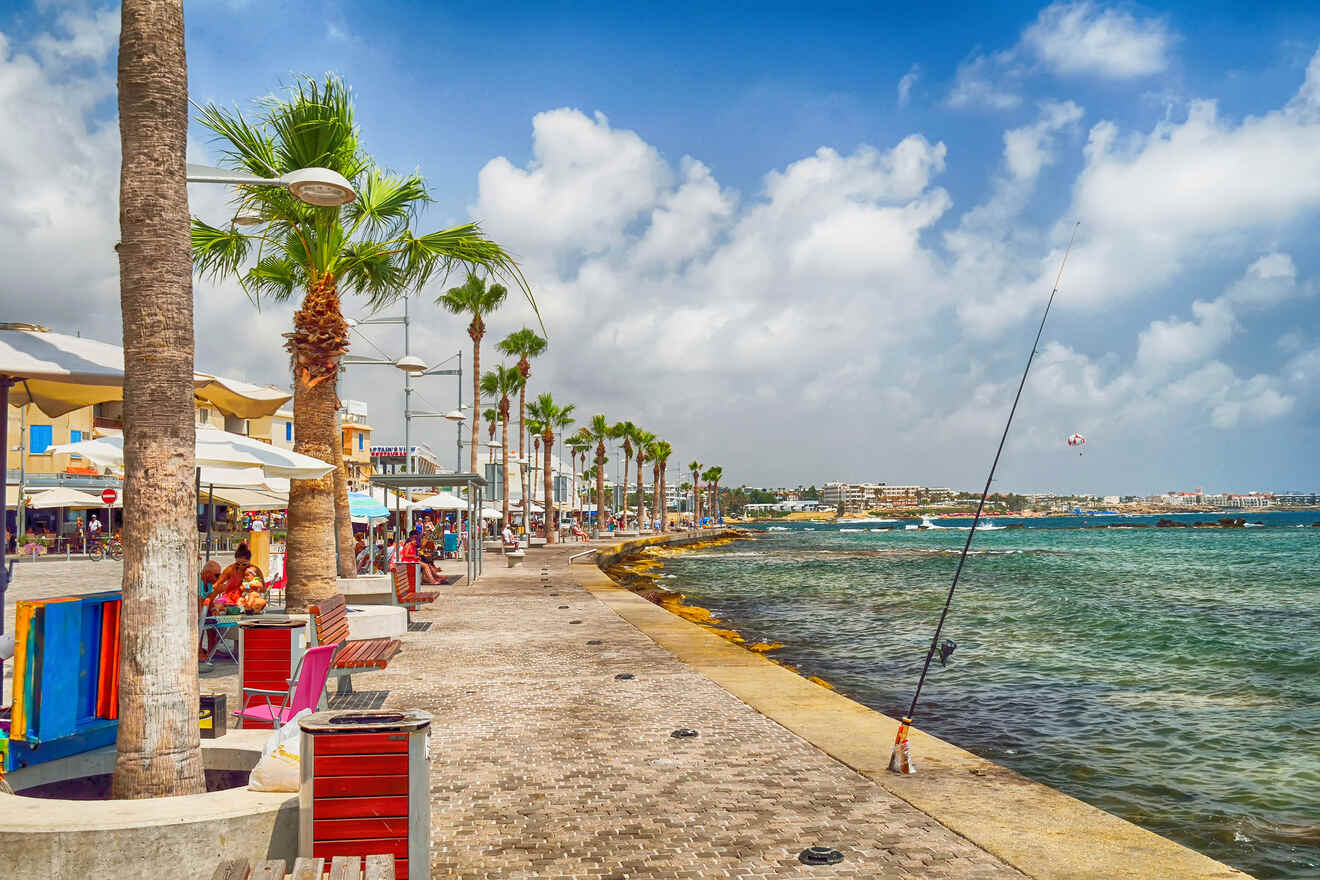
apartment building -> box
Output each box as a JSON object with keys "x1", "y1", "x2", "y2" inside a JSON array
[{"x1": 821, "y1": 481, "x2": 941, "y2": 513}]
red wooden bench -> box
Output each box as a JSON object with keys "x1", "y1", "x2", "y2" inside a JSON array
[
  {"x1": 212, "y1": 853, "x2": 396, "y2": 879},
  {"x1": 390, "y1": 563, "x2": 456, "y2": 622},
  {"x1": 307, "y1": 594, "x2": 402, "y2": 696}
]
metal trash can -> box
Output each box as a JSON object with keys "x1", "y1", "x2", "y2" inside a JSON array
[
  {"x1": 237, "y1": 617, "x2": 308, "y2": 729},
  {"x1": 299, "y1": 709, "x2": 432, "y2": 879}
]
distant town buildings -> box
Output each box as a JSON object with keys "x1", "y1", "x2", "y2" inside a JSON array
[{"x1": 820, "y1": 482, "x2": 954, "y2": 513}]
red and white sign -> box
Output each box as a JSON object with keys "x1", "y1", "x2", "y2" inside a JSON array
[{"x1": 101, "y1": 488, "x2": 118, "y2": 505}]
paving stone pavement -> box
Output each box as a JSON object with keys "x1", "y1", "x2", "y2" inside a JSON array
[
  {"x1": 376, "y1": 544, "x2": 1027, "y2": 880},
  {"x1": 3, "y1": 547, "x2": 1027, "y2": 878}
]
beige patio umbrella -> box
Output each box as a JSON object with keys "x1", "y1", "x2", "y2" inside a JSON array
[
  {"x1": 0, "y1": 323, "x2": 290, "y2": 418},
  {"x1": 25, "y1": 487, "x2": 122, "y2": 509}
]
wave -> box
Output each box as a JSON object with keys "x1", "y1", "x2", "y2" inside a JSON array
[{"x1": 767, "y1": 526, "x2": 789, "y2": 531}]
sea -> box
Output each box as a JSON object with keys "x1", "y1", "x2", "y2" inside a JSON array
[{"x1": 656, "y1": 511, "x2": 1320, "y2": 879}]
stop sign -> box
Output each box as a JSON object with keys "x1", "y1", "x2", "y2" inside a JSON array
[{"x1": 101, "y1": 488, "x2": 118, "y2": 505}]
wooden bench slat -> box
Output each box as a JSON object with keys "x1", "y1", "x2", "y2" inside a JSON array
[
  {"x1": 211, "y1": 859, "x2": 250, "y2": 880},
  {"x1": 290, "y1": 856, "x2": 325, "y2": 880},
  {"x1": 364, "y1": 854, "x2": 396, "y2": 880},
  {"x1": 248, "y1": 859, "x2": 287, "y2": 880},
  {"x1": 328, "y1": 855, "x2": 359, "y2": 880}
]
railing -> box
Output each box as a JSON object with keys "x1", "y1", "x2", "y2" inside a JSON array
[{"x1": 568, "y1": 548, "x2": 598, "y2": 565}]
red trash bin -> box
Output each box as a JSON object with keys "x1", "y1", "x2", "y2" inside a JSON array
[
  {"x1": 299, "y1": 709, "x2": 432, "y2": 879},
  {"x1": 237, "y1": 617, "x2": 309, "y2": 729}
]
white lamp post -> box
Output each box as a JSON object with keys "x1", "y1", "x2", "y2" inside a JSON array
[{"x1": 186, "y1": 163, "x2": 356, "y2": 207}]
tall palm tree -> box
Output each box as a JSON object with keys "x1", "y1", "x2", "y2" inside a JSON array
[
  {"x1": 567, "y1": 431, "x2": 592, "y2": 523},
  {"x1": 704, "y1": 466, "x2": 724, "y2": 523},
  {"x1": 114, "y1": 0, "x2": 204, "y2": 799},
  {"x1": 496, "y1": 328, "x2": 547, "y2": 513},
  {"x1": 689, "y1": 460, "x2": 702, "y2": 528},
  {"x1": 192, "y1": 76, "x2": 530, "y2": 608},
  {"x1": 585, "y1": 415, "x2": 612, "y2": 537},
  {"x1": 652, "y1": 440, "x2": 673, "y2": 531},
  {"x1": 441, "y1": 273, "x2": 512, "y2": 477},
  {"x1": 632, "y1": 428, "x2": 654, "y2": 531},
  {"x1": 527, "y1": 393, "x2": 575, "y2": 544},
  {"x1": 610, "y1": 420, "x2": 636, "y2": 529},
  {"x1": 481, "y1": 365, "x2": 523, "y2": 528}
]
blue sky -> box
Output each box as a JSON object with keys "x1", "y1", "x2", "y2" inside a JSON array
[{"x1": 2, "y1": 1, "x2": 1319, "y2": 494}]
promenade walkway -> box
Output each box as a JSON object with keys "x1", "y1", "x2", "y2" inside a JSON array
[{"x1": 382, "y1": 541, "x2": 1025, "y2": 879}]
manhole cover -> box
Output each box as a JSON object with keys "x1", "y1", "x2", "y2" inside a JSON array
[
  {"x1": 670, "y1": 728, "x2": 699, "y2": 739},
  {"x1": 798, "y1": 847, "x2": 844, "y2": 866}
]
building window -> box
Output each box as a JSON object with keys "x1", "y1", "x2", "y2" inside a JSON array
[
  {"x1": 69, "y1": 429, "x2": 82, "y2": 458},
  {"x1": 285, "y1": 421, "x2": 293, "y2": 442},
  {"x1": 198, "y1": 409, "x2": 209, "y2": 424},
  {"x1": 358, "y1": 433, "x2": 363, "y2": 451},
  {"x1": 30, "y1": 424, "x2": 52, "y2": 454}
]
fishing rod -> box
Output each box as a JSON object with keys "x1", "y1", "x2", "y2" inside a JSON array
[{"x1": 889, "y1": 221, "x2": 1081, "y2": 774}]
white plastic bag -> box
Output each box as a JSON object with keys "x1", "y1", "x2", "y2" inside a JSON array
[{"x1": 248, "y1": 708, "x2": 311, "y2": 792}]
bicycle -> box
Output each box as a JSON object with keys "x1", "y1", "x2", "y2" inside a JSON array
[{"x1": 89, "y1": 537, "x2": 123, "y2": 562}]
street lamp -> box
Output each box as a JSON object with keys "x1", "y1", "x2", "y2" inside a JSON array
[{"x1": 186, "y1": 163, "x2": 356, "y2": 207}]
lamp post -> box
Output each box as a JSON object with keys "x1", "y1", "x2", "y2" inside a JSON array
[{"x1": 186, "y1": 163, "x2": 357, "y2": 207}]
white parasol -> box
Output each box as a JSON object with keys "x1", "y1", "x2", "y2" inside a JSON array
[{"x1": 50, "y1": 425, "x2": 334, "y2": 480}]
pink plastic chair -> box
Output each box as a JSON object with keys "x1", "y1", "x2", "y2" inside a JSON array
[{"x1": 234, "y1": 644, "x2": 338, "y2": 729}]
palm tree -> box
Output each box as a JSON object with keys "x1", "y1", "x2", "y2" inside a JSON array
[
  {"x1": 585, "y1": 415, "x2": 612, "y2": 537},
  {"x1": 610, "y1": 420, "x2": 636, "y2": 529},
  {"x1": 704, "y1": 466, "x2": 724, "y2": 523},
  {"x1": 192, "y1": 76, "x2": 530, "y2": 609},
  {"x1": 567, "y1": 431, "x2": 592, "y2": 523},
  {"x1": 678, "y1": 481, "x2": 692, "y2": 527},
  {"x1": 689, "y1": 460, "x2": 702, "y2": 528},
  {"x1": 497, "y1": 328, "x2": 547, "y2": 512},
  {"x1": 527, "y1": 393, "x2": 575, "y2": 544},
  {"x1": 652, "y1": 440, "x2": 673, "y2": 531},
  {"x1": 481, "y1": 365, "x2": 523, "y2": 529},
  {"x1": 633, "y1": 429, "x2": 655, "y2": 531},
  {"x1": 442, "y1": 273, "x2": 513, "y2": 477},
  {"x1": 113, "y1": 0, "x2": 204, "y2": 799}
]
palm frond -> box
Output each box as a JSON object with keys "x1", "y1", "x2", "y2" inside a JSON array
[
  {"x1": 338, "y1": 240, "x2": 405, "y2": 309},
  {"x1": 249, "y1": 255, "x2": 303, "y2": 303},
  {"x1": 260, "y1": 75, "x2": 368, "y2": 179},
  {"x1": 411, "y1": 225, "x2": 538, "y2": 325},
  {"x1": 194, "y1": 102, "x2": 279, "y2": 177},
  {"x1": 344, "y1": 171, "x2": 428, "y2": 239},
  {"x1": 192, "y1": 219, "x2": 252, "y2": 280}
]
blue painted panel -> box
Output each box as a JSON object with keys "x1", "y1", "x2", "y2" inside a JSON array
[
  {"x1": 29, "y1": 424, "x2": 52, "y2": 454},
  {"x1": 35, "y1": 601, "x2": 82, "y2": 741},
  {"x1": 77, "y1": 600, "x2": 103, "y2": 725},
  {"x1": 6, "y1": 720, "x2": 118, "y2": 772}
]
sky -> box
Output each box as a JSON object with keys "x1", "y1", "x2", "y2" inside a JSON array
[{"x1": 2, "y1": 0, "x2": 1319, "y2": 495}]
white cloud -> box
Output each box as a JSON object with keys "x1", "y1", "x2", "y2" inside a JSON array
[
  {"x1": 897, "y1": 64, "x2": 920, "y2": 107},
  {"x1": 1002, "y1": 100, "x2": 1084, "y2": 180},
  {"x1": 1022, "y1": 1, "x2": 1172, "y2": 78},
  {"x1": 947, "y1": 52, "x2": 1022, "y2": 110},
  {"x1": 947, "y1": 2, "x2": 1175, "y2": 111}
]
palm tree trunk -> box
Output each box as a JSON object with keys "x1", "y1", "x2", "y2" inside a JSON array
[
  {"x1": 621, "y1": 456, "x2": 630, "y2": 530},
  {"x1": 659, "y1": 465, "x2": 667, "y2": 530},
  {"x1": 284, "y1": 276, "x2": 347, "y2": 612},
  {"x1": 113, "y1": 0, "x2": 205, "y2": 799},
  {"x1": 595, "y1": 447, "x2": 605, "y2": 538},
  {"x1": 469, "y1": 335, "x2": 481, "y2": 475},
  {"x1": 693, "y1": 470, "x2": 700, "y2": 527},
  {"x1": 543, "y1": 431, "x2": 555, "y2": 544},
  {"x1": 635, "y1": 459, "x2": 644, "y2": 532},
  {"x1": 500, "y1": 408, "x2": 510, "y2": 527},
  {"x1": 333, "y1": 446, "x2": 355, "y2": 578}
]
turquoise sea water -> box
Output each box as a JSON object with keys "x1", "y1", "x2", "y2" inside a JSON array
[{"x1": 660, "y1": 512, "x2": 1320, "y2": 879}]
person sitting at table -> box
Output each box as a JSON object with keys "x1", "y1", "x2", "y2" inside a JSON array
[
  {"x1": 399, "y1": 532, "x2": 441, "y2": 585},
  {"x1": 205, "y1": 543, "x2": 267, "y2": 612}
]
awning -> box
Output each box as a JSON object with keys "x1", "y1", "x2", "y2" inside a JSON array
[
  {"x1": 50, "y1": 425, "x2": 335, "y2": 480},
  {"x1": 25, "y1": 487, "x2": 120, "y2": 509},
  {"x1": 409, "y1": 491, "x2": 469, "y2": 511},
  {"x1": 0, "y1": 323, "x2": 291, "y2": 418}
]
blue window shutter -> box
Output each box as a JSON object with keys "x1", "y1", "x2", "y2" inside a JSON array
[
  {"x1": 285, "y1": 421, "x2": 292, "y2": 442},
  {"x1": 30, "y1": 424, "x2": 52, "y2": 453},
  {"x1": 358, "y1": 433, "x2": 363, "y2": 450},
  {"x1": 70, "y1": 429, "x2": 82, "y2": 443}
]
